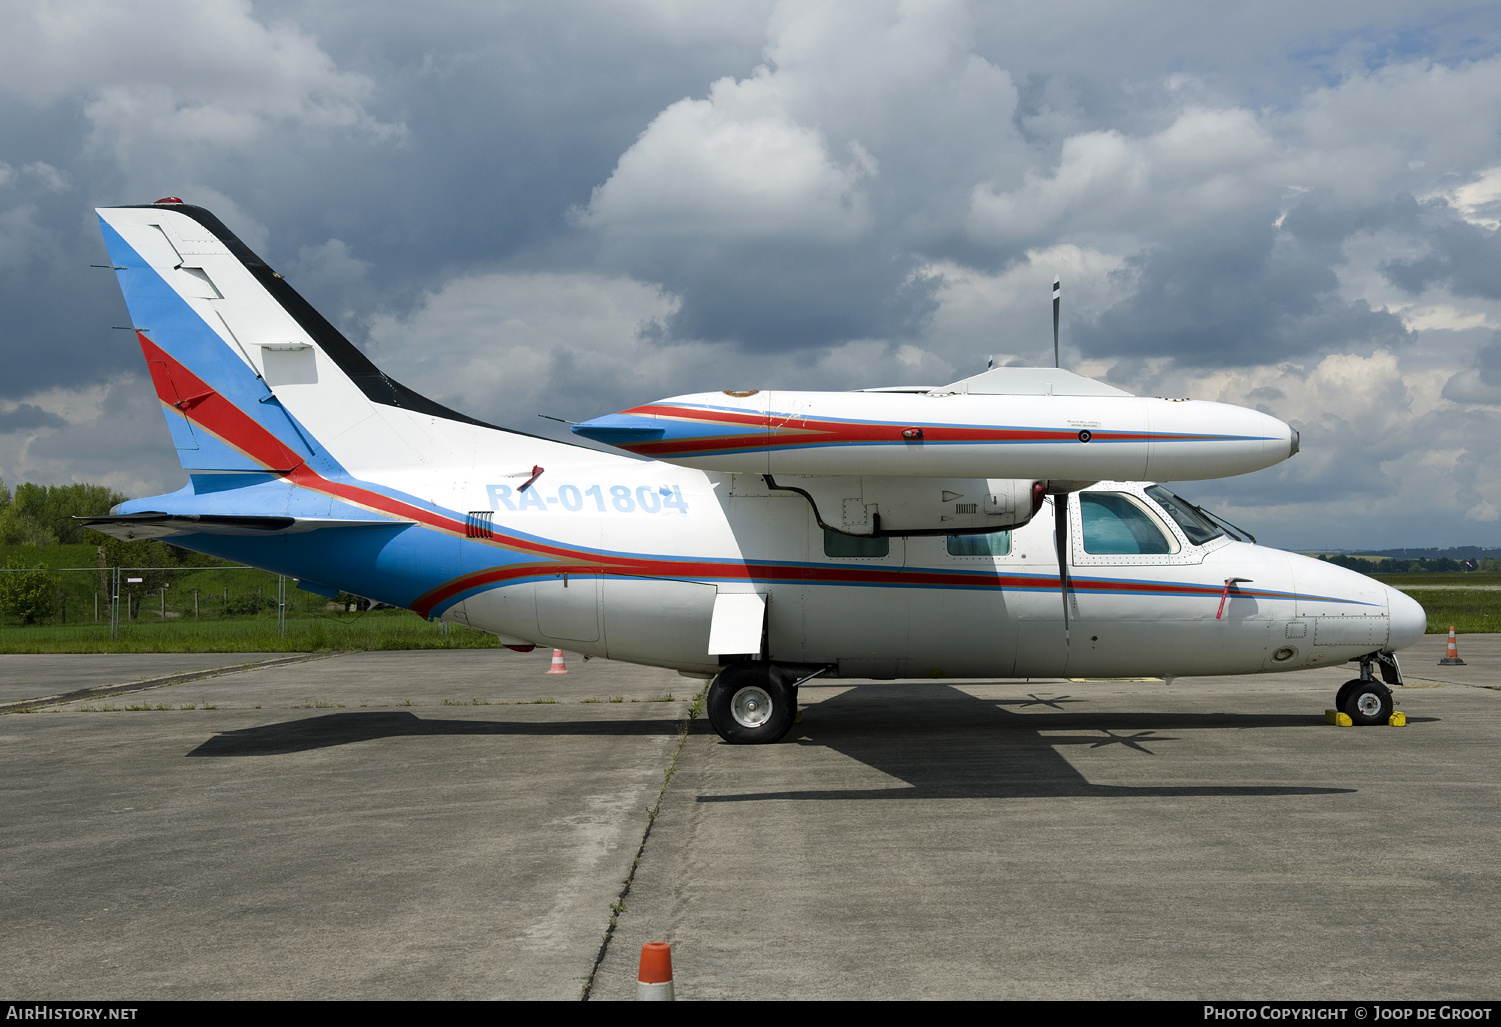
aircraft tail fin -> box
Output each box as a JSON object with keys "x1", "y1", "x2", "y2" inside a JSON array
[{"x1": 97, "y1": 201, "x2": 530, "y2": 478}]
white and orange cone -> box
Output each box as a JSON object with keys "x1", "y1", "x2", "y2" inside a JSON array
[
  {"x1": 1439, "y1": 627, "x2": 1466, "y2": 666},
  {"x1": 546, "y1": 649, "x2": 568, "y2": 674},
  {"x1": 637, "y1": 942, "x2": 674, "y2": 1001}
]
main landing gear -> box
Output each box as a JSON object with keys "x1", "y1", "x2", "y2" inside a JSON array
[
  {"x1": 706, "y1": 661, "x2": 802, "y2": 744},
  {"x1": 1335, "y1": 651, "x2": 1404, "y2": 726}
]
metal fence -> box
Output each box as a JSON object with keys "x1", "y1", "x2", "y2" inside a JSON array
[{"x1": 0, "y1": 563, "x2": 365, "y2": 644}]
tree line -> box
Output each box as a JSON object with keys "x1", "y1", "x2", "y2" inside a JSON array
[
  {"x1": 1316, "y1": 553, "x2": 1500, "y2": 574},
  {"x1": 0, "y1": 477, "x2": 374, "y2": 626},
  {"x1": 0, "y1": 476, "x2": 192, "y2": 569}
]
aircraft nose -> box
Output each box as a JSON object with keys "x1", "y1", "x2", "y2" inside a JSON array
[{"x1": 1385, "y1": 585, "x2": 1427, "y2": 653}]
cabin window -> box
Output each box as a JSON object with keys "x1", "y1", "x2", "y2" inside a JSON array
[
  {"x1": 1079, "y1": 493, "x2": 1177, "y2": 555},
  {"x1": 823, "y1": 528, "x2": 890, "y2": 558},
  {"x1": 946, "y1": 531, "x2": 1011, "y2": 557}
]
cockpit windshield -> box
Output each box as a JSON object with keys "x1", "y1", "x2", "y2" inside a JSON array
[{"x1": 1144, "y1": 486, "x2": 1256, "y2": 545}]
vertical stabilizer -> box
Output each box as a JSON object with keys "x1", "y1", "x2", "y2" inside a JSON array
[{"x1": 98, "y1": 202, "x2": 551, "y2": 478}]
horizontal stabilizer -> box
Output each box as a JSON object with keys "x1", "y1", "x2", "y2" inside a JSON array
[
  {"x1": 79, "y1": 513, "x2": 412, "y2": 541},
  {"x1": 570, "y1": 414, "x2": 667, "y2": 445}
]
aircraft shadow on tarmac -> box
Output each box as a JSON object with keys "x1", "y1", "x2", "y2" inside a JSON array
[
  {"x1": 186, "y1": 710, "x2": 687, "y2": 757},
  {"x1": 187, "y1": 685, "x2": 1380, "y2": 801},
  {"x1": 698, "y1": 683, "x2": 1359, "y2": 803}
]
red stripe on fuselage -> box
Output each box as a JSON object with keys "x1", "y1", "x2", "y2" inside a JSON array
[{"x1": 133, "y1": 345, "x2": 1294, "y2": 622}]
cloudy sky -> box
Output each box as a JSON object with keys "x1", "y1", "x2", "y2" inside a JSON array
[{"x1": 2, "y1": 0, "x2": 1500, "y2": 550}]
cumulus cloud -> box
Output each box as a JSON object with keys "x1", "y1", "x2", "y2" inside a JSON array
[
  {"x1": 1429, "y1": 165, "x2": 1501, "y2": 230},
  {"x1": 915, "y1": 245, "x2": 1132, "y2": 366},
  {"x1": 2, "y1": 0, "x2": 1500, "y2": 547},
  {"x1": 367, "y1": 268, "x2": 963, "y2": 443},
  {"x1": 0, "y1": 375, "x2": 185, "y2": 499},
  {"x1": 967, "y1": 107, "x2": 1277, "y2": 242},
  {"x1": 367, "y1": 271, "x2": 684, "y2": 429},
  {"x1": 1127, "y1": 347, "x2": 1501, "y2": 547},
  {"x1": 0, "y1": 404, "x2": 66, "y2": 433},
  {"x1": 965, "y1": 57, "x2": 1501, "y2": 369},
  {"x1": 575, "y1": 0, "x2": 1023, "y2": 349},
  {"x1": 0, "y1": 0, "x2": 399, "y2": 156},
  {"x1": 579, "y1": 76, "x2": 878, "y2": 240},
  {"x1": 1442, "y1": 333, "x2": 1501, "y2": 405}
]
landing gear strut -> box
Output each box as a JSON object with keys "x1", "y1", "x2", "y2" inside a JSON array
[
  {"x1": 706, "y1": 662, "x2": 798, "y2": 744},
  {"x1": 1336, "y1": 651, "x2": 1403, "y2": 726}
]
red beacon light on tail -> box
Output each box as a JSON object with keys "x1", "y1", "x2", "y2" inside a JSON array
[{"x1": 153, "y1": 197, "x2": 185, "y2": 204}]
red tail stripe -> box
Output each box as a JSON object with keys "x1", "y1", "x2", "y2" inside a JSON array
[{"x1": 140, "y1": 334, "x2": 307, "y2": 472}]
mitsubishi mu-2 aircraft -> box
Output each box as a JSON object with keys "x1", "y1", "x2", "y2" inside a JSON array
[{"x1": 87, "y1": 200, "x2": 1428, "y2": 743}]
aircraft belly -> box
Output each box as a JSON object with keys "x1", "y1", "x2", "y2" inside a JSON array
[
  {"x1": 533, "y1": 576, "x2": 601, "y2": 642},
  {"x1": 601, "y1": 577, "x2": 718, "y2": 671},
  {"x1": 800, "y1": 583, "x2": 909, "y2": 677},
  {"x1": 456, "y1": 511, "x2": 607, "y2": 647},
  {"x1": 901, "y1": 586, "x2": 1014, "y2": 678},
  {"x1": 1012, "y1": 595, "x2": 1071, "y2": 678},
  {"x1": 454, "y1": 584, "x2": 534, "y2": 640},
  {"x1": 1010, "y1": 580, "x2": 1282, "y2": 678},
  {"x1": 1065, "y1": 619, "x2": 1274, "y2": 677},
  {"x1": 765, "y1": 584, "x2": 806, "y2": 663}
]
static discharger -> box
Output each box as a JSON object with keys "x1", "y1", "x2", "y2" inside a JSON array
[{"x1": 637, "y1": 942, "x2": 674, "y2": 1001}]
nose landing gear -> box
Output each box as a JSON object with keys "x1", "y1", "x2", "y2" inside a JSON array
[
  {"x1": 1338, "y1": 679, "x2": 1394, "y2": 725},
  {"x1": 1335, "y1": 651, "x2": 1404, "y2": 726}
]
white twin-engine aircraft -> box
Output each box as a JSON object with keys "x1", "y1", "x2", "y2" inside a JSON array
[{"x1": 88, "y1": 201, "x2": 1426, "y2": 743}]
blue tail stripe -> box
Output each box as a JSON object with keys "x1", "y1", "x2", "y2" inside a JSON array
[{"x1": 99, "y1": 218, "x2": 343, "y2": 478}]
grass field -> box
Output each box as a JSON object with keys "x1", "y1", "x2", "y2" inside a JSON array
[{"x1": 1389, "y1": 589, "x2": 1501, "y2": 635}]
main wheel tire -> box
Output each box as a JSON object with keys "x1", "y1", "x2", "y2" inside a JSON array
[
  {"x1": 1342, "y1": 681, "x2": 1394, "y2": 726},
  {"x1": 706, "y1": 662, "x2": 795, "y2": 744},
  {"x1": 1335, "y1": 679, "x2": 1365, "y2": 711}
]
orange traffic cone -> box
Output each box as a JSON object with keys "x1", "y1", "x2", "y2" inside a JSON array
[
  {"x1": 1439, "y1": 627, "x2": 1466, "y2": 666},
  {"x1": 546, "y1": 649, "x2": 568, "y2": 674},
  {"x1": 637, "y1": 942, "x2": 674, "y2": 1001}
]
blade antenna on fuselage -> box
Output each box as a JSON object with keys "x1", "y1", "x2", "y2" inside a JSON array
[
  {"x1": 1052, "y1": 276, "x2": 1061, "y2": 369},
  {"x1": 1054, "y1": 494, "x2": 1071, "y2": 647}
]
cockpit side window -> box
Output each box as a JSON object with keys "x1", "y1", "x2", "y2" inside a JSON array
[
  {"x1": 1144, "y1": 485, "x2": 1225, "y2": 545},
  {"x1": 1080, "y1": 492, "x2": 1178, "y2": 555}
]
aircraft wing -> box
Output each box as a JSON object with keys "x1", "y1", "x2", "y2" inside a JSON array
[{"x1": 78, "y1": 513, "x2": 413, "y2": 541}]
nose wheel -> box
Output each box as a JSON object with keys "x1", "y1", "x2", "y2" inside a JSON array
[
  {"x1": 1336, "y1": 678, "x2": 1394, "y2": 726},
  {"x1": 707, "y1": 662, "x2": 796, "y2": 744}
]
